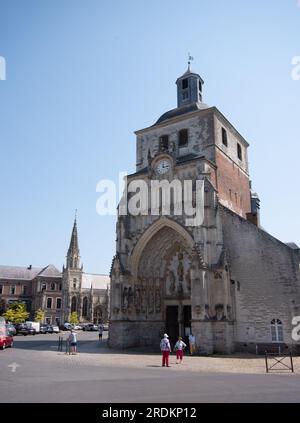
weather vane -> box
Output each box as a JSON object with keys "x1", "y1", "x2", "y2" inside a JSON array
[{"x1": 188, "y1": 52, "x2": 194, "y2": 68}]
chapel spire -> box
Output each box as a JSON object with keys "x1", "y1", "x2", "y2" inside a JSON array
[{"x1": 66, "y1": 212, "x2": 81, "y2": 269}]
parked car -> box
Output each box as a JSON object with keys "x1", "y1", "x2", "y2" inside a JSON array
[
  {"x1": 0, "y1": 327, "x2": 13, "y2": 350},
  {"x1": 46, "y1": 325, "x2": 54, "y2": 334},
  {"x1": 25, "y1": 321, "x2": 40, "y2": 334},
  {"x1": 63, "y1": 323, "x2": 72, "y2": 331},
  {"x1": 83, "y1": 323, "x2": 98, "y2": 331},
  {"x1": 103, "y1": 324, "x2": 109, "y2": 331},
  {"x1": 6, "y1": 324, "x2": 16, "y2": 336},
  {"x1": 15, "y1": 323, "x2": 36, "y2": 336},
  {"x1": 40, "y1": 324, "x2": 48, "y2": 334},
  {"x1": 52, "y1": 325, "x2": 60, "y2": 333},
  {"x1": 72, "y1": 324, "x2": 81, "y2": 330}
]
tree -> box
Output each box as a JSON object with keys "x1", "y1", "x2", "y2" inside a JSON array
[
  {"x1": 3, "y1": 303, "x2": 29, "y2": 323},
  {"x1": 34, "y1": 308, "x2": 45, "y2": 323},
  {"x1": 70, "y1": 312, "x2": 79, "y2": 324}
]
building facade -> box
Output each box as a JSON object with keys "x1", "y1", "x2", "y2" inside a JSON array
[
  {"x1": 0, "y1": 220, "x2": 110, "y2": 325},
  {"x1": 109, "y1": 66, "x2": 300, "y2": 353}
]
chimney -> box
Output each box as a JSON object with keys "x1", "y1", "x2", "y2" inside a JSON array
[{"x1": 246, "y1": 192, "x2": 260, "y2": 226}]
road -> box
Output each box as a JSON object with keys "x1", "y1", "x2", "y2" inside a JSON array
[{"x1": 1, "y1": 331, "x2": 300, "y2": 403}]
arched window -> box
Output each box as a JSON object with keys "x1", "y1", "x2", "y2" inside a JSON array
[
  {"x1": 71, "y1": 296, "x2": 77, "y2": 313},
  {"x1": 50, "y1": 283, "x2": 55, "y2": 291},
  {"x1": 82, "y1": 297, "x2": 88, "y2": 318},
  {"x1": 271, "y1": 319, "x2": 283, "y2": 342}
]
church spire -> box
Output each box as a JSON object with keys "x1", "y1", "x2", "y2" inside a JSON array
[{"x1": 66, "y1": 212, "x2": 81, "y2": 269}]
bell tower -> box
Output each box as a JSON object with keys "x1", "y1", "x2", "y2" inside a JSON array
[{"x1": 176, "y1": 62, "x2": 204, "y2": 108}]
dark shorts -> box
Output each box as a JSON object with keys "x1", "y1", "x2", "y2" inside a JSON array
[{"x1": 70, "y1": 342, "x2": 77, "y2": 346}]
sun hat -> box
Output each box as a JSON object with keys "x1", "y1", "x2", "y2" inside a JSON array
[{"x1": 163, "y1": 333, "x2": 169, "y2": 338}]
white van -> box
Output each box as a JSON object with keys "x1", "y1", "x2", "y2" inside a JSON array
[{"x1": 25, "y1": 321, "x2": 40, "y2": 334}]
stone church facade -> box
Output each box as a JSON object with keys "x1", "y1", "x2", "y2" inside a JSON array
[
  {"x1": 0, "y1": 219, "x2": 110, "y2": 325},
  {"x1": 109, "y1": 66, "x2": 300, "y2": 353}
]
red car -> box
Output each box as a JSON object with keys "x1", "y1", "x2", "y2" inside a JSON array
[{"x1": 0, "y1": 327, "x2": 13, "y2": 350}]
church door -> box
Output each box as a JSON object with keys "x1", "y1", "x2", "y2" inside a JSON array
[{"x1": 166, "y1": 305, "x2": 179, "y2": 347}]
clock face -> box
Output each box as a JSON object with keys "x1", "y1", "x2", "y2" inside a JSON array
[{"x1": 155, "y1": 159, "x2": 171, "y2": 175}]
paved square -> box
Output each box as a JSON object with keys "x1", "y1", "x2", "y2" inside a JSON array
[{"x1": 1, "y1": 331, "x2": 300, "y2": 403}]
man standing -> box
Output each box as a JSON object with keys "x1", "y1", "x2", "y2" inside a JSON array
[
  {"x1": 189, "y1": 333, "x2": 196, "y2": 355},
  {"x1": 98, "y1": 322, "x2": 104, "y2": 341},
  {"x1": 160, "y1": 333, "x2": 171, "y2": 367},
  {"x1": 68, "y1": 329, "x2": 77, "y2": 355}
]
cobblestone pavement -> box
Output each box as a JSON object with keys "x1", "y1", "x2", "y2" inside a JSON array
[{"x1": 1, "y1": 331, "x2": 300, "y2": 403}]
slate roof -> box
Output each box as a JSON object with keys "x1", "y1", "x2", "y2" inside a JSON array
[
  {"x1": 285, "y1": 242, "x2": 300, "y2": 250},
  {"x1": 81, "y1": 273, "x2": 110, "y2": 290},
  {"x1": 0, "y1": 265, "x2": 46, "y2": 280},
  {"x1": 154, "y1": 102, "x2": 209, "y2": 125}
]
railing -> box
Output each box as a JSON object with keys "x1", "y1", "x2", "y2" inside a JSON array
[
  {"x1": 57, "y1": 336, "x2": 71, "y2": 355},
  {"x1": 57, "y1": 336, "x2": 63, "y2": 352},
  {"x1": 265, "y1": 350, "x2": 294, "y2": 373}
]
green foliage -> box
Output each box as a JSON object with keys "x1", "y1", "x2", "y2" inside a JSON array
[
  {"x1": 34, "y1": 308, "x2": 45, "y2": 323},
  {"x1": 3, "y1": 303, "x2": 29, "y2": 323},
  {"x1": 70, "y1": 312, "x2": 79, "y2": 324}
]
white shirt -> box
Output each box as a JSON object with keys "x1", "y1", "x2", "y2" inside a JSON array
[{"x1": 189, "y1": 335, "x2": 196, "y2": 344}]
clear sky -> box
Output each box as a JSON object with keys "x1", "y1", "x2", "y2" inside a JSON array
[{"x1": 0, "y1": 0, "x2": 299, "y2": 274}]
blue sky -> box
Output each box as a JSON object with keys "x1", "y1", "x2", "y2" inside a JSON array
[{"x1": 0, "y1": 0, "x2": 299, "y2": 274}]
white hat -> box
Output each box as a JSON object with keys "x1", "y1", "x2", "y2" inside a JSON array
[{"x1": 163, "y1": 333, "x2": 169, "y2": 338}]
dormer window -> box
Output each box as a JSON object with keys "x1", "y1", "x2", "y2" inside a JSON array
[
  {"x1": 199, "y1": 80, "x2": 202, "y2": 92},
  {"x1": 182, "y1": 78, "x2": 188, "y2": 89},
  {"x1": 159, "y1": 135, "x2": 169, "y2": 151},
  {"x1": 237, "y1": 143, "x2": 242, "y2": 161},
  {"x1": 178, "y1": 129, "x2": 188, "y2": 147}
]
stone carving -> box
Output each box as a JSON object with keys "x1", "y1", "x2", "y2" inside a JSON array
[
  {"x1": 140, "y1": 280, "x2": 146, "y2": 313},
  {"x1": 155, "y1": 286, "x2": 161, "y2": 313},
  {"x1": 122, "y1": 287, "x2": 128, "y2": 310},
  {"x1": 128, "y1": 287, "x2": 134, "y2": 311},
  {"x1": 168, "y1": 270, "x2": 176, "y2": 294},
  {"x1": 185, "y1": 272, "x2": 191, "y2": 292},
  {"x1": 177, "y1": 281, "x2": 183, "y2": 296},
  {"x1": 134, "y1": 285, "x2": 140, "y2": 313},
  {"x1": 177, "y1": 253, "x2": 184, "y2": 282},
  {"x1": 148, "y1": 285, "x2": 154, "y2": 314},
  {"x1": 215, "y1": 304, "x2": 225, "y2": 321}
]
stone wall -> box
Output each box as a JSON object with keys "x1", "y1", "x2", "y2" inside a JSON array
[{"x1": 221, "y1": 206, "x2": 300, "y2": 350}]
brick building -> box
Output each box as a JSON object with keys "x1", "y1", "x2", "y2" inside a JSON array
[
  {"x1": 109, "y1": 65, "x2": 300, "y2": 353},
  {"x1": 0, "y1": 220, "x2": 110, "y2": 325}
]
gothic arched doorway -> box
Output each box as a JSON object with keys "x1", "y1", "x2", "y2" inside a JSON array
[
  {"x1": 93, "y1": 305, "x2": 103, "y2": 324},
  {"x1": 82, "y1": 297, "x2": 88, "y2": 319},
  {"x1": 71, "y1": 296, "x2": 77, "y2": 313},
  {"x1": 131, "y1": 219, "x2": 196, "y2": 346}
]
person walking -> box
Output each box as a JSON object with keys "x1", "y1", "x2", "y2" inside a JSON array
[
  {"x1": 160, "y1": 333, "x2": 171, "y2": 367},
  {"x1": 188, "y1": 333, "x2": 196, "y2": 355},
  {"x1": 174, "y1": 336, "x2": 187, "y2": 364},
  {"x1": 68, "y1": 329, "x2": 77, "y2": 354},
  {"x1": 98, "y1": 322, "x2": 104, "y2": 341}
]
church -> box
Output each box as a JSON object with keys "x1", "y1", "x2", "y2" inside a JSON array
[
  {"x1": 0, "y1": 218, "x2": 110, "y2": 325},
  {"x1": 108, "y1": 65, "x2": 300, "y2": 354}
]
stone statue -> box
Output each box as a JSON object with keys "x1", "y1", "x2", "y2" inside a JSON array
[
  {"x1": 128, "y1": 287, "x2": 134, "y2": 309},
  {"x1": 122, "y1": 287, "x2": 128, "y2": 310},
  {"x1": 168, "y1": 270, "x2": 176, "y2": 294},
  {"x1": 155, "y1": 287, "x2": 161, "y2": 313},
  {"x1": 185, "y1": 272, "x2": 191, "y2": 292},
  {"x1": 177, "y1": 255, "x2": 184, "y2": 282}
]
